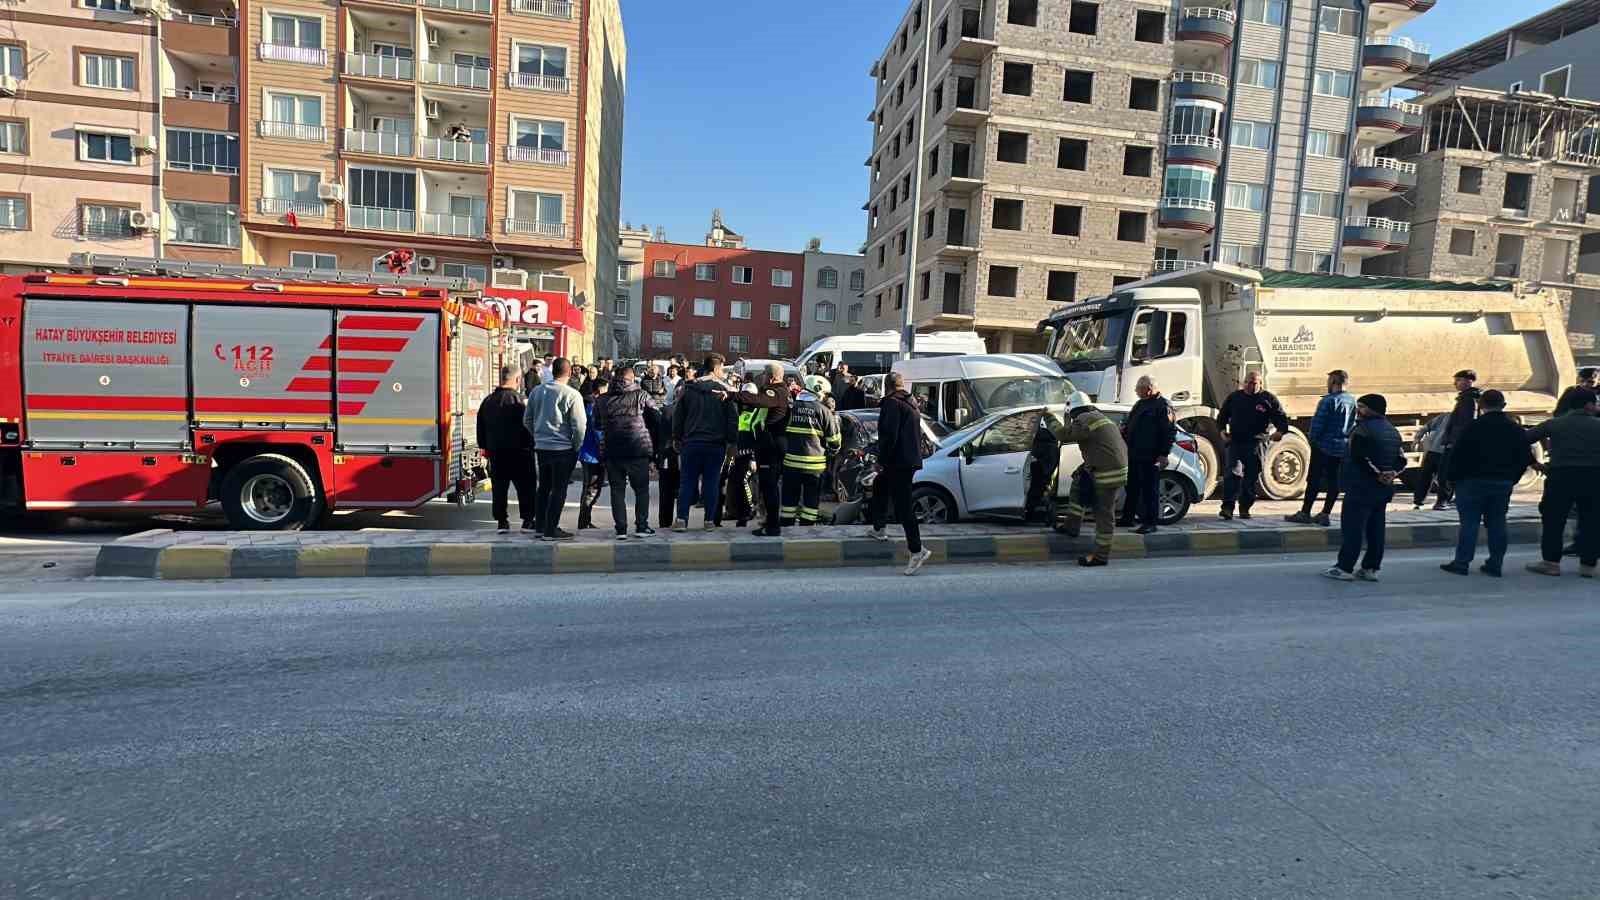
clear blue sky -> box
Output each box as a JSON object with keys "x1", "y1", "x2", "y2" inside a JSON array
[{"x1": 618, "y1": 1, "x2": 1565, "y2": 257}]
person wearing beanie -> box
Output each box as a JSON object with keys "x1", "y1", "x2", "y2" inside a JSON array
[
  {"x1": 1323, "y1": 393, "x2": 1405, "y2": 582},
  {"x1": 1439, "y1": 389, "x2": 1534, "y2": 577}
]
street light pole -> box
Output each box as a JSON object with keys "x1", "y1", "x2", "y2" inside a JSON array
[{"x1": 899, "y1": 0, "x2": 936, "y2": 361}]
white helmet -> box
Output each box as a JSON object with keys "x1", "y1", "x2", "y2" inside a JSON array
[{"x1": 1067, "y1": 390, "x2": 1093, "y2": 412}]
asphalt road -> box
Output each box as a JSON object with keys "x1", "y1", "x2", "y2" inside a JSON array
[{"x1": 2, "y1": 552, "x2": 1596, "y2": 899}]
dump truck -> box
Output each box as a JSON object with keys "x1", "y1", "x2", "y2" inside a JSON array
[
  {"x1": 1038, "y1": 265, "x2": 1576, "y2": 498},
  {"x1": 0, "y1": 256, "x2": 524, "y2": 530}
]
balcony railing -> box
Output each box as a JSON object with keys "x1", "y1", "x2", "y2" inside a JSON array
[
  {"x1": 259, "y1": 121, "x2": 329, "y2": 142},
  {"x1": 1171, "y1": 71, "x2": 1228, "y2": 88},
  {"x1": 1367, "y1": 34, "x2": 1430, "y2": 53},
  {"x1": 505, "y1": 145, "x2": 570, "y2": 166},
  {"x1": 1347, "y1": 216, "x2": 1410, "y2": 233},
  {"x1": 1152, "y1": 259, "x2": 1208, "y2": 273},
  {"x1": 258, "y1": 43, "x2": 327, "y2": 66},
  {"x1": 1160, "y1": 197, "x2": 1217, "y2": 211},
  {"x1": 344, "y1": 128, "x2": 414, "y2": 157},
  {"x1": 1354, "y1": 155, "x2": 1419, "y2": 175},
  {"x1": 1180, "y1": 6, "x2": 1236, "y2": 23},
  {"x1": 172, "y1": 12, "x2": 237, "y2": 26},
  {"x1": 166, "y1": 87, "x2": 237, "y2": 102},
  {"x1": 503, "y1": 218, "x2": 567, "y2": 238},
  {"x1": 258, "y1": 198, "x2": 325, "y2": 216},
  {"x1": 508, "y1": 0, "x2": 574, "y2": 18},
  {"x1": 419, "y1": 137, "x2": 489, "y2": 164},
  {"x1": 508, "y1": 71, "x2": 571, "y2": 93},
  {"x1": 167, "y1": 160, "x2": 239, "y2": 176},
  {"x1": 420, "y1": 212, "x2": 487, "y2": 238},
  {"x1": 345, "y1": 51, "x2": 414, "y2": 81},
  {"x1": 348, "y1": 206, "x2": 416, "y2": 232},
  {"x1": 423, "y1": 0, "x2": 491, "y2": 12},
  {"x1": 1169, "y1": 134, "x2": 1224, "y2": 151},
  {"x1": 1363, "y1": 95, "x2": 1424, "y2": 116},
  {"x1": 421, "y1": 62, "x2": 491, "y2": 90}
]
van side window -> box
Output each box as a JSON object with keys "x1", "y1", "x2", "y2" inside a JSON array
[{"x1": 911, "y1": 383, "x2": 937, "y2": 410}]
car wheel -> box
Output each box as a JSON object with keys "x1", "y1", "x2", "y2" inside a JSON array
[
  {"x1": 1193, "y1": 436, "x2": 1220, "y2": 500},
  {"x1": 910, "y1": 485, "x2": 956, "y2": 525},
  {"x1": 1157, "y1": 473, "x2": 1192, "y2": 526}
]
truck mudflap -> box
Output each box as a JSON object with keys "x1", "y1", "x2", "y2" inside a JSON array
[{"x1": 21, "y1": 450, "x2": 209, "y2": 510}]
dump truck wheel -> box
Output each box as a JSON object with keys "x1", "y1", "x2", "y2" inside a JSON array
[
  {"x1": 220, "y1": 453, "x2": 321, "y2": 531},
  {"x1": 1258, "y1": 433, "x2": 1310, "y2": 501}
]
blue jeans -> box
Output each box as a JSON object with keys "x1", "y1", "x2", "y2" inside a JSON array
[
  {"x1": 1337, "y1": 484, "x2": 1393, "y2": 573},
  {"x1": 1452, "y1": 479, "x2": 1514, "y2": 569},
  {"x1": 677, "y1": 441, "x2": 727, "y2": 522}
]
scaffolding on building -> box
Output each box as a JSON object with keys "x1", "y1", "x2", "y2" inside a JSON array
[{"x1": 1416, "y1": 86, "x2": 1600, "y2": 167}]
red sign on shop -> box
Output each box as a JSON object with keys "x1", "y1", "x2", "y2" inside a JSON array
[{"x1": 482, "y1": 289, "x2": 585, "y2": 334}]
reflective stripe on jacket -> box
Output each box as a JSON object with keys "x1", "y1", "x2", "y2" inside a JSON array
[
  {"x1": 1061, "y1": 409, "x2": 1129, "y2": 486},
  {"x1": 783, "y1": 393, "x2": 841, "y2": 473}
]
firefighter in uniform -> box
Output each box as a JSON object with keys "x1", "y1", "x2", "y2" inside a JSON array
[
  {"x1": 721, "y1": 384, "x2": 761, "y2": 527},
  {"x1": 1054, "y1": 391, "x2": 1130, "y2": 567},
  {"x1": 781, "y1": 375, "x2": 842, "y2": 526}
]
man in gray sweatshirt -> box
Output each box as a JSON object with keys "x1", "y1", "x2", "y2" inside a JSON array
[{"x1": 523, "y1": 357, "x2": 587, "y2": 541}]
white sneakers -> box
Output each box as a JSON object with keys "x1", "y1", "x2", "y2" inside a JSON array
[
  {"x1": 867, "y1": 528, "x2": 890, "y2": 542},
  {"x1": 1322, "y1": 566, "x2": 1378, "y2": 582},
  {"x1": 905, "y1": 548, "x2": 933, "y2": 576}
]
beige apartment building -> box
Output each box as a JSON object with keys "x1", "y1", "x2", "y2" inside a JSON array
[{"x1": 0, "y1": 0, "x2": 625, "y2": 361}]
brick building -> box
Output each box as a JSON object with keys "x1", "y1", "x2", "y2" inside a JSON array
[{"x1": 641, "y1": 237, "x2": 806, "y2": 362}]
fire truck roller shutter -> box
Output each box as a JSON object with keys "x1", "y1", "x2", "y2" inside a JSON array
[
  {"x1": 191, "y1": 306, "x2": 335, "y2": 429},
  {"x1": 333, "y1": 310, "x2": 442, "y2": 452}
]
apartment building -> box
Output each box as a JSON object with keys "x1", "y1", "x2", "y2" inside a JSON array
[
  {"x1": 0, "y1": 1, "x2": 164, "y2": 268},
  {"x1": 610, "y1": 222, "x2": 650, "y2": 359},
  {"x1": 800, "y1": 249, "x2": 867, "y2": 347},
  {"x1": 641, "y1": 237, "x2": 806, "y2": 362},
  {"x1": 0, "y1": 0, "x2": 625, "y2": 362}
]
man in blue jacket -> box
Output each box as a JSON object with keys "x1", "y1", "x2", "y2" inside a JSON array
[{"x1": 1287, "y1": 369, "x2": 1356, "y2": 527}]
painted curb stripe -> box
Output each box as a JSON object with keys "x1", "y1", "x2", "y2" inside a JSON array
[
  {"x1": 156, "y1": 547, "x2": 231, "y2": 580},
  {"x1": 428, "y1": 544, "x2": 492, "y2": 576},
  {"x1": 298, "y1": 546, "x2": 369, "y2": 578},
  {"x1": 1188, "y1": 531, "x2": 1241, "y2": 554}
]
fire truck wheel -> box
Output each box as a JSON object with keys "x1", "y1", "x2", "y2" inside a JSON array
[{"x1": 220, "y1": 454, "x2": 321, "y2": 531}]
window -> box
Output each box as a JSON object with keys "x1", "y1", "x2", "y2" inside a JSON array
[
  {"x1": 79, "y1": 130, "x2": 133, "y2": 164},
  {"x1": 1117, "y1": 211, "x2": 1148, "y2": 243},
  {"x1": 870, "y1": 205, "x2": 880, "y2": 230},
  {"x1": 728, "y1": 335, "x2": 750, "y2": 354},
  {"x1": 1057, "y1": 137, "x2": 1088, "y2": 170},
  {"x1": 0, "y1": 121, "x2": 24, "y2": 155},
  {"x1": 513, "y1": 119, "x2": 566, "y2": 152},
  {"x1": 350, "y1": 167, "x2": 417, "y2": 211},
  {"x1": 874, "y1": 295, "x2": 883, "y2": 317},
  {"x1": 768, "y1": 339, "x2": 790, "y2": 357},
  {"x1": 1047, "y1": 270, "x2": 1078, "y2": 302},
  {"x1": 770, "y1": 303, "x2": 791, "y2": 323},
  {"x1": 816, "y1": 302, "x2": 836, "y2": 323},
  {"x1": 897, "y1": 230, "x2": 908, "y2": 255},
  {"x1": 1068, "y1": 1, "x2": 1098, "y2": 35},
  {"x1": 167, "y1": 201, "x2": 238, "y2": 247},
  {"x1": 997, "y1": 131, "x2": 1029, "y2": 164},
  {"x1": 1164, "y1": 165, "x2": 1214, "y2": 203},
  {"x1": 928, "y1": 145, "x2": 940, "y2": 176},
  {"x1": 732, "y1": 265, "x2": 753, "y2": 284},
  {"x1": 895, "y1": 284, "x2": 906, "y2": 309},
  {"x1": 1135, "y1": 10, "x2": 1166, "y2": 42},
  {"x1": 850, "y1": 270, "x2": 865, "y2": 292},
  {"x1": 1241, "y1": 0, "x2": 1286, "y2": 26},
  {"x1": 993, "y1": 198, "x2": 1024, "y2": 230},
  {"x1": 1, "y1": 44, "x2": 24, "y2": 78},
  {"x1": 612, "y1": 294, "x2": 630, "y2": 316},
  {"x1": 268, "y1": 13, "x2": 322, "y2": 48},
  {"x1": 82, "y1": 53, "x2": 135, "y2": 91},
  {"x1": 1458, "y1": 166, "x2": 1483, "y2": 194},
  {"x1": 442, "y1": 262, "x2": 487, "y2": 285},
  {"x1": 1217, "y1": 242, "x2": 1264, "y2": 266},
  {"x1": 1124, "y1": 146, "x2": 1154, "y2": 177},
  {"x1": 515, "y1": 44, "x2": 568, "y2": 78},
  {"x1": 1313, "y1": 68, "x2": 1354, "y2": 98},
  {"x1": 1291, "y1": 252, "x2": 1335, "y2": 274},
  {"x1": 924, "y1": 209, "x2": 935, "y2": 239},
  {"x1": 1053, "y1": 204, "x2": 1083, "y2": 236},
  {"x1": 1231, "y1": 120, "x2": 1273, "y2": 150},
  {"x1": 616, "y1": 262, "x2": 632, "y2": 284},
  {"x1": 652, "y1": 331, "x2": 673, "y2": 350},
  {"x1": 1299, "y1": 191, "x2": 1341, "y2": 218},
  {"x1": 772, "y1": 269, "x2": 794, "y2": 287},
  {"x1": 280, "y1": 251, "x2": 334, "y2": 272},
  {"x1": 815, "y1": 267, "x2": 838, "y2": 289},
  {"x1": 988, "y1": 265, "x2": 1019, "y2": 297},
  {"x1": 268, "y1": 169, "x2": 319, "y2": 206},
  {"x1": 653, "y1": 295, "x2": 674, "y2": 314},
  {"x1": 695, "y1": 263, "x2": 717, "y2": 281},
  {"x1": 1449, "y1": 228, "x2": 1476, "y2": 255},
  {"x1": 877, "y1": 245, "x2": 886, "y2": 267},
  {"x1": 693, "y1": 298, "x2": 715, "y2": 317},
  {"x1": 1008, "y1": 0, "x2": 1038, "y2": 26},
  {"x1": 1002, "y1": 62, "x2": 1034, "y2": 96},
  {"x1": 1062, "y1": 69, "x2": 1094, "y2": 104},
  {"x1": 654, "y1": 260, "x2": 676, "y2": 277},
  {"x1": 1238, "y1": 59, "x2": 1281, "y2": 89},
  {"x1": 85, "y1": 0, "x2": 134, "y2": 9},
  {"x1": 1306, "y1": 129, "x2": 1348, "y2": 158},
  {"x1": 165, "y1": 128, "x2": 238, "y2": 174},
  {"x1": 918, "y1": 271, "x2": 931, "y2": 301},
  {"x1": 1319, "y1": 7, "x2": 1359, "y2": 36},
  {"x1": 730, "y1": 301, "x2": 752, "y2": 319},
  {"x1": 0, "y1": 196, "x2": 26, "y2": 231},
  {"x1": 1226, "y1": 182, "x2": 1267, "y2": 211},
  {"x1": 692, "y1": 333, "x2": 713, "y2": 352},
  {"x1": 268, "y1": 93, "x2": 321, "y2": 132},
  {"x1": 848, "y1": 304, "x2": 863, "y2": 325},
  {"x1": 1129, "y1": 78, "x2": 1161, "y2": 111},
  {"x1": 1542, "y1": 66, "x2": 1571, "y2": 98},
  {"x1": 80, "y1": 204, "x2": 132, "y2": 238}
]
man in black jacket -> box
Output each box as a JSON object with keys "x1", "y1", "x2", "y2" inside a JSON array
[
  {"x1": 1436, "y1": 369, "x2": 1481, "y2": 509},
  {"x1": 477, "y1": 365, "x2": 538, "y2": 533},
  {"x1": 1216, "y1": 370, "x2": 1290, "y2": 520},
  {"x1": 594, "y1": 367, "x2": 661, "y2": 540},
  {"x1": 1120, "y1": 375, "x2": 1177, "y2": 534},
  {"x1": 1439, "y1": 389, "x2": 1531, "y2": 577},
  {"x1": 867, "y1": 372, "x2": 933, "y2": 576},
  {"x1": 671, "y1": 354, "x2": 740, "y2": 531},
  {"x1": 731, "y1": 362, "x2": 794, "y2": 537}
]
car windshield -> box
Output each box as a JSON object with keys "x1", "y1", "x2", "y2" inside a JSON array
[
  {"x1": 969, "y1": 375, "x2": 1075, "y2": 411},
  {"x1": 1050, "y1": 311, "x2": 1132, "y2": 373}
]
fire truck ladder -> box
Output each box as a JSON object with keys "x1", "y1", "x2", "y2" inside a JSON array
[{"x1": 67, "y1": 253, "x2": 477, "y2": 292}]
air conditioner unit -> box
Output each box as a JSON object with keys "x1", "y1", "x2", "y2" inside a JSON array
[
  {"x1": 131, "y1": 134, "x2": 158, "y2": 153},
  {"x1": 416, "y1": 255, "x2": 438, "y2": 273},
  {"x1": 316, "y1": 182, "x2": 344, "y2": 202},
  {"x1": 427, "y1": 28, "x2": 441, "y2": 47},
  {"x1": 424, "y1": 99, "x2": 441, "y2": 119},
  {"x1": 492, "y1": 254, "x2": 516, "y2": 270},
  {"x1": 128, "y1": 210, "x2": 158, "y2": 231},
  {"x1": 0, "y1": 76, "x2": 17, "y2": 97},
  {"x1": 491, "y1": 268, "x2": 528, "y2": 290},
  {"x1": 777, "y1": 319, "x2": 790, "y2": 329},
  {"x1": 664, "y1": 312, "x2": 674, "y2": 321}
]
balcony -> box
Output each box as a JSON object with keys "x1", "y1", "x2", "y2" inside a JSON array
[
  {"x1": 348, "y1": 206, "x2": 417, "y2": 233},
  {"x1": 1157, "y1": 198, "x2": 1217, "y2": 235},
  {"x1": 1368, "y1": 0, "x2": 1436, "y2": 29},
  {"x1": 509, "y1": 0, "x2": 575, "y2": 18},
  {"x1": 1356, "y1": 96, "x2": 1424, "y2": 145},
  {"x1": 1348, "y1": 156, "x2": 1418, "y2": 198},
  {"x1": 1167, "y1": 134, "x2": 1224, "y2": 168},
  {"x1": 167, "y1": 87, "x2": 236, "y2": 103},
  {"x1": 420, "y1": 212, "x2": 487, "y2": 238},
  {"x1": 258, "y1": 121, "x2": 329, "y2": 143},
  {"x1": 165, "y1": 12, "x2": 236, "y2": 57},
  {"x1": 422, "y1": 61, "x2": 491, "y2": 90},
  {"x1": 947, "y1": 102, "x2": 990, "y2": 128},
  {"x1": 345, "y1": 52, "x2": 414, "y2": 82},
  {"x1": 504, "y1": 218, "x2": 568, "y2": 239},
  {"x1": 505, "y1": 145, "x2": 570, "y2": 166},
  {"x1": 423, "y1": 0, "x2": 491, "y2": 12},
  {"x1": 508, "y1": 71, "x2": 571, "y2": 93},
  {"x1": 1362, "y1": 35, "x2": 1430, "y2": 88},
  {"x1": 1151, "y1": 259, "x2": 1209, "y2": 275},
  {"x1": 343, "y1": 128, "x2": 414, "y2": 158},
  {"x1": 1170, "y1": 71, "x2": 1229, "y2": 104},
  {"x1": 258, "y1": 198, "x2": 326, "y2": 217},
  {"x1": 1342, "y1": 217, "x2": 1411, "y2": 256},
  {"x1": 1177, "y1": 7, "x2": 1235, "y2": 46},
  {"x1": 258, "y1": 43, "x2": 327, "y2": 67},
  {"x1": 419, "y1": 137, "x2": 489, "y2": 165}
]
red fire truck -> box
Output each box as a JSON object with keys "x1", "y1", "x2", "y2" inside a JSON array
[{"x1": 0, "y1": 258, "x2": 510, "y2": 530}]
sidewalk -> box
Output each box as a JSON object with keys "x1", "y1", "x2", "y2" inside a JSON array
[{"x1": 96, "y1": 500, "x2": 1545, "y2": 580}]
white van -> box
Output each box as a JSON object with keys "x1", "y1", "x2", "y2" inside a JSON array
[
  {"x1": 794, "y1": 330, "x2": 988, "y2": 376},
  {"x1": 894, "y1": 354, "x2": 1076, "y2": 432}
]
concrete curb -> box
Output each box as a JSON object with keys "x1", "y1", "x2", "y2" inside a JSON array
[{"x1": 94, "y1": 520, "x2": 1544, "y2": 580}]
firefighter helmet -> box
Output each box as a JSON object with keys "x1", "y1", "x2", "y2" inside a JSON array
[{"x1": 804, "y1": 375, "x2": 831, "y2": 396}]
